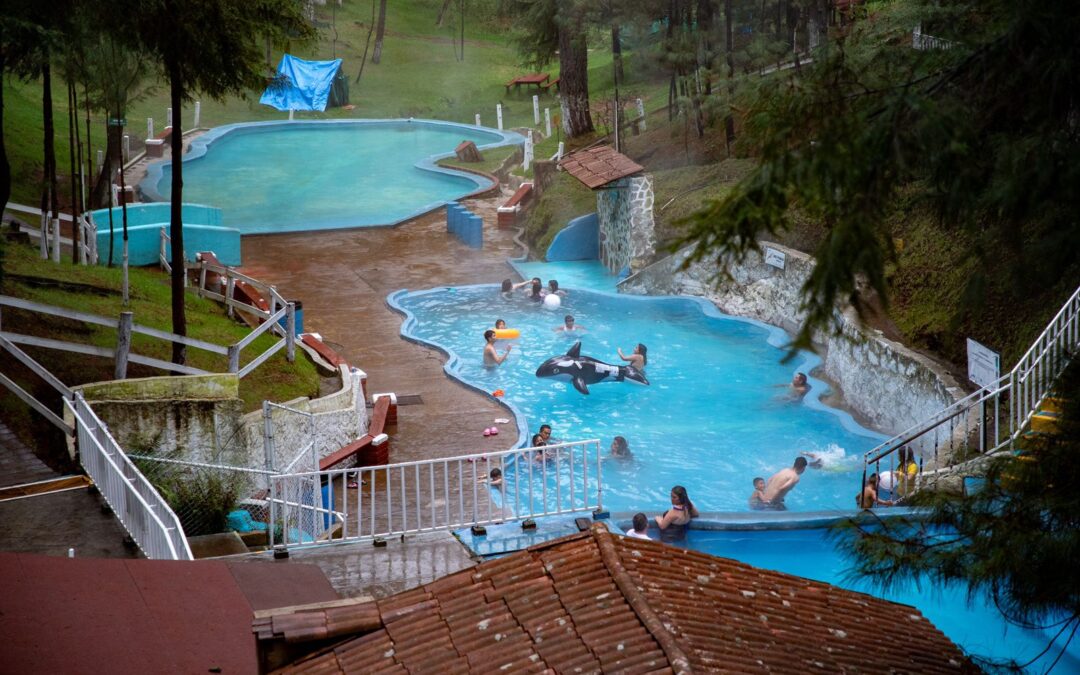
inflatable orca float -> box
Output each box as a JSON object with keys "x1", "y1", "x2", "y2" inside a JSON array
[{"x1": 535, "y1": 341, "x2": 649, "y2": 395}]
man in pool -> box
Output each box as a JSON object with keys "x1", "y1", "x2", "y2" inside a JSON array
[
  {"x1": 762, "y1": 457, "x2": 808, "y2": 510},
  {"x1": 791, "y1": 372, "x2": 811, "y2": 397},
  {"x1": 483, "y1": 329, "x2": 511, "y2": 367},
  {"x1": 553, "y1": 315, "x2": 586, "y2": 332}
]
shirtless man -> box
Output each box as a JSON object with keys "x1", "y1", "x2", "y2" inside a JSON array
[
  {"x1": 791, "y1": 372, "x2": 811, "y2": 396},
  {"x1": 554, "y1": 315, "x2": 586, "y2": 332},
  {"x1": 483, "y1": 329, "x2": 511, "y2": 367},
  {"x1": 762, "y1": 457, "x2": 808, "y2": 509}
]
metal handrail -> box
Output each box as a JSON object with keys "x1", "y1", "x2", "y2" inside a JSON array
[
  {"x1": 863, "y1": 284, "x2": 1080, "y2": 489},
  {"x1": 268, "y1": 439, "x2": 604, "y2": 548},
  {"x1": 68, "y1": 394, "x2": 193, "y2": 560}
]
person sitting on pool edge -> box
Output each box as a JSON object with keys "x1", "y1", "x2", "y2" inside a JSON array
[
  {"x1": 761, "y1": 457, "x2": 808, "y2": 510},
  {"x1": 554, "y1": 314, "x2": 585, "y2": 332},
  {"x1": 625, "y1": 512, "x2": 650, "y2": 540},
  {"x1": 483, "y1": 329, "x2": 511, "y2": 367},
  {"x1": 857, "y1": 473, "x2": 896, "y2": 509},
  {"x1": 748, "y1": 477, "x2": 767, "y2": 510},
  {"x1": 655, "y1": 485, "x2": 699, "y2": 541},
  {"x1": 610, "y1": 436, "x2": 631, "y2": 458},
  {"x1": 617, "y1": 343, "x2": 648, "y2": 373}
]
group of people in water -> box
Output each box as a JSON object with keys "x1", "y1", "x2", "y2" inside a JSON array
[{"x1": 500, "y1": 277, "x2": 565, "y2": 302}]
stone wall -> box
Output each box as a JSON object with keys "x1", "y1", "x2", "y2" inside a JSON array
[
  {"x1": 596, "y1": 175, "x2": 656, "y2": 274},
  {"x1": 619, "y1": 243, "x2": 965, "y2": 441},
  {"x1": 77, "y1": 365, "x2": 368, "y2": 471}
]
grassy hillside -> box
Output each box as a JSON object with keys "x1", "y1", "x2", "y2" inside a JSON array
[{"x1": 0, "y1": 237, "x2": 319, "y2": 463}]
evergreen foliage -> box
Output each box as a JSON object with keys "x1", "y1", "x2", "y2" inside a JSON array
[
  {"x1": 832, "y1": 359, "x2": 1080, "y2": 670},
  {"x1": 675, "y1": 0, "x2": 1080, "y2": 354}
]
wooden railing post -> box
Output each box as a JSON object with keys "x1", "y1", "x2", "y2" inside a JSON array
[
  {"x1": 225, "y1": 274, "x2": 236, "y2": 318},
  {"x1": 197, "y1": 259, "x2": 208, "y2": 298},
  {"x1": 227, "y1": 344, "x2": 240, "y2": 373},
  {"x1": 115, "y1": 311, "x2": 134, "y2": 379},
  {"x1": 286, "y1": 302, "x2": 296, "y2": 363}
]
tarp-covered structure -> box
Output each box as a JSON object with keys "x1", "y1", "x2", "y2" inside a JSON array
[{"x1": 260, "y1": 54, "x2": 349, "y2": 112}]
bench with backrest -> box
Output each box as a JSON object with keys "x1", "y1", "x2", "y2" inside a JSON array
[
  {"x1": 318, "y1": 394, "x2": 395, "y2": 470},
  {"x1": 144, "y1": 126, "x2": 174, "y2": 158},
  {"x1": 497, "y1": 182, "x2": 534, "y2": 229}
]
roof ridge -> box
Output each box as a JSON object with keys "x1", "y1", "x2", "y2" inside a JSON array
[{"x1": 590, "y1": 523, "x2": 694, "y2": 674}]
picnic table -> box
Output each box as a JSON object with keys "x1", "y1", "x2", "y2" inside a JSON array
[{"x1": 505, "y1": 73, "x2": 550, "y2": 93}]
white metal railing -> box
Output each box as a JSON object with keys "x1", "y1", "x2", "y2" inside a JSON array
[
  {"x1": 268, "y1": 440, "x2": 603, "y2": 548},
  {"x1": 864, "y1": 284, "x2": 1080, "y2": 489},
  {"x1": 159, "y1": 226, "x2": 173, "y2": 274},
  {"x1": 913, "y1": 24, "x2": 958, "y2": 51},
  {"x1": 68, "y1": 393, "x2": 193, "y2": 560}
]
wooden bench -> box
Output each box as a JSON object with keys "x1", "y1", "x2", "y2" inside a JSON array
[
  {"x1": 497, "y1": 182, "x2": 534, "y2": 229},
  {"x1": 319, "y1": 394, "x2": 395, "y2": 470},
  {"x1": 540, "y1": 77, "x2": 560, "y2": 93},
  {"x1": 144, "y1": 126, "x2": 174, "y2": 158}
]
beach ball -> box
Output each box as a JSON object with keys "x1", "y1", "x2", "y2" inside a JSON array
[{"x1": 543, "y1": 294, "x2": 562, "y2": 310}]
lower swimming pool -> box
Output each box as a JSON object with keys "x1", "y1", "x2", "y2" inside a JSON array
[
  {"x1": 391, "y1": 284, "x2": 887, "y2": 512},
  {"x1": 677, "y1": 525, "x2": 1080, "y2": 671}
]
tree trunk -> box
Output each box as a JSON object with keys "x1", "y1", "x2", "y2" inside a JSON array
[
  {"x1": 168, "y1": 62, "x2": 187, "y2": 366},
  {"x1": 611, "y1": 23, "x2": 623, "y2": 86},
  {"x1": 0, "y1": 52, "x2": 10, "y2": 222},
  {"x1": 43, "y1": 62, "x2": 59, "y2": 224},
  {"x1": 355, "y1": 0, "x2": 377, "y2": 83},
  {"x1": 372, "y1": 0, "x2": 388, "y2": 64},
  {"x1": 68, "y1": 80, "x2": 79, "y2": 263},
  {"x1": 84, "y1": 84, "x2": 95, "y2": 208},
  {"x1": 723, "y1": 0, "x2": 736, "y2": 153},
  {"x1": 557, "y1": 12, "x2": 593, "y2": 138},
  {"x1": 436, "y1": 0, "x2": 453, "y2": 26}
]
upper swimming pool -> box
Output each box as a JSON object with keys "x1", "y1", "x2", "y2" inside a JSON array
[
  {"x1": 140, "y1": 120, "x2": 524, "y2": 234},
  {"x1": 391, "y1": 284, "x2": 887, "y2": 513}
]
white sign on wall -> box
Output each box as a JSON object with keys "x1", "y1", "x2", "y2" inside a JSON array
[
  {"x1": 764, "y1": 247, "x2": 786, "y2": 270},
  {"x1": 967, "y1": 338, "x2": 1000, "y2": 390}
]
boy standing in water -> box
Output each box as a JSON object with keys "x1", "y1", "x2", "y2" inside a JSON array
[
  {"x1": 748, "y1": 477, "x2": 767, "y2": 510},
  {"x1": 483, "y1": 329, "x2": 511, "y2": 367}
]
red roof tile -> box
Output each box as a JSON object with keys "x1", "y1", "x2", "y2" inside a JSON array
[
  {"x1": 559, "y1": 145, "x2": 645, "y2": 189},
  {"x1": 264, "y1": 525, "x2": 974, "y2": 674}
]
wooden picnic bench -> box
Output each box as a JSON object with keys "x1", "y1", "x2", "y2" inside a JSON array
[{"x1": 504, "y1": 73, "x2": 550, "y2": 93}]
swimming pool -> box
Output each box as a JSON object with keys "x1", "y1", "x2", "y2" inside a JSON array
[
  {"x1": 391, "y1": 284, "x2": 887, "y2": 512},
  {"x1": 140, "y1": 120, "x2": 524, "y2": 234},
  {"x1": 675, "y1": 524, "x2": 1080, "y2": 671}
]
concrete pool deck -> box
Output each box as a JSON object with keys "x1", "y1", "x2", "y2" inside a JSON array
[{"x1": 238, "y1": 190, "x2": 526, "y2": 464}]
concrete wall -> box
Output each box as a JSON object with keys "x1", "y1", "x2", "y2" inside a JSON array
[
  {"x1": 619, "y1": 243, "x2": 965, "y2": 441},
  {"x1": 77, "y1": 365, "x2": 368, "y2": 471},
  {"x1": 545, "y1": 213, "x2": 599, "y2": 262}
]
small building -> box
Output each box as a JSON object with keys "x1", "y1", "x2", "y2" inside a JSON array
[
  {"x1": 560, "y1": 145, "x2": 656, "y2": 276},
  {"x1": 260, "y1": 523, "x2": 974, "y2": 673}
]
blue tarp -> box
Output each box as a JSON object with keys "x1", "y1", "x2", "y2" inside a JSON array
[{"x1": 259, "y1": 54, "x2": 343, "y2": 112}]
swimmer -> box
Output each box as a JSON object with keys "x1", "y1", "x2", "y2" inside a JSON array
[
  {"x1": 800, "y1": 451, "x2": 824, "y2": 469},
  {"x1": 478, "y1": 467, "x2": 503, "y2": 486},
  {"x1": 617, "y1": 343, "x2": 648, "y2": 372},
  {"x1": 610, "y1": 436, "x2": 631, "y2": 458},
  {"x1": 501, "y1": 278, "x2": 530, "y2": 299},
  {"x1": 554, "y1": 314, "x2": 586, "y2": 332},
  {"x1": 483, "y1": 329, "x2": 511, "y2": 367},
  {"x1": 495, "y1": 319, "x2": 507, "y2": 330},
  {"x1": 791, "y1": 372, "x2": 811, "y2": 396},
  {"x1": 527, "y1": 278, "x2": 544, "y2": 302},
  {"x1": 748, "y1": 477, "x2": 767, "y2": 510},
  {"x1": 625, "y1": 512, "x2": 650, "y2": 540},
  {"x1": 546, "y1": 279, "x2": 568, "y2": 297},
  {"x1": 538, "y1": 424, "x2": 552, "y2": 445},
  {"x1": 857, "y1": 473, "x2": 896, "y2": 509},
  {"x1": 655, "y1": 485, "x2": 699, "y2": 542},
  {"x1": 761, "y1": 457, "x2": 808, "y2": 510}
]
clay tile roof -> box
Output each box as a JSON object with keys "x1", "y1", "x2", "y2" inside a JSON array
[
  {"x1": 559, "y1": 145, "x2": 645, "y2": 189},
  {"x1": 264, "y1": 524, "x2": 974, "y2": 674}
]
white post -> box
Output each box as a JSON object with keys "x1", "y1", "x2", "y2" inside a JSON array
[
  {"x1": 193, "y1": 101, "x2": 201, "y2": 128},
  {"x1": 96, "y1": 149, "x2": 104, "y2": 172},
  {"x1": 166, "y1": 107, "x2": 173, "y2": 128},
  {"x1": 288, "y1": 109, "x2": 294, "y2": 121},
  {"x1": 51, "y1": 218, "x2": 61, "y2": 262},
  {"x1": 122, "y1": 134, "x2": 130, "y2": 162},
  {"x1": 474, "y1": 113, "x2": 481, "y2": 127},
  {"x1": 636, "y1": 98, "x2": 646, "y2": 131},
  {"x1": 532, "y1": 95, "x2": 540, "y2": 125},
  {"x1": 544, "y1": 108, "x2": 552, "y2": 137},
  {"x1": 523, "y1": 133, "x2": 534, "y2": 172},
  {"x1": 147, "y1": 117, "x2": 154, "y2": 139},
  {"x1": 122, "y1": 238, "x2": 129, "y2": 304},
  {"x1": 496, "y1": 104, "x2": 503, "y2": 131},
  {"x1": 557, "y1": 141, "x2": 564, "y2": 161}
]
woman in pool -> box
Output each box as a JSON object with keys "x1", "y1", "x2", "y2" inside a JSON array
[
  {"x1": 546, "y1": 279, "x2": 567, "y2": 297},
  {"x1": 610, "y1": 436, "x2": 631, "y2": 458},
  {"x1": 501, "y1": 278, "x2": 530, "y2": 299},
  {"x1": 528, "y1": 278, "x2": 544, "y2": 302},
  {"x1": 655, "y1": 485, "x2": 698, "y2": 541},
  {"x1": 617, "y1": 343, "x2": 648, "y2": 372}
]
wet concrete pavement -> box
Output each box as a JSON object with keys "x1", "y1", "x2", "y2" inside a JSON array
[{"x1": 239, "y1": 194, "x2": 527, "y2": 464}]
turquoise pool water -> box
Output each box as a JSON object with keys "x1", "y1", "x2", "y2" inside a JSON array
[
  {"x1": 680, "y1": 526, "x2": 1080, "y2": 671},
  {"x1": 140, "y1": 120, "x2": 523, "y2": 234},
  {"x1": 392, "y1": 284, "x2": 886, "y2": 512}
]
